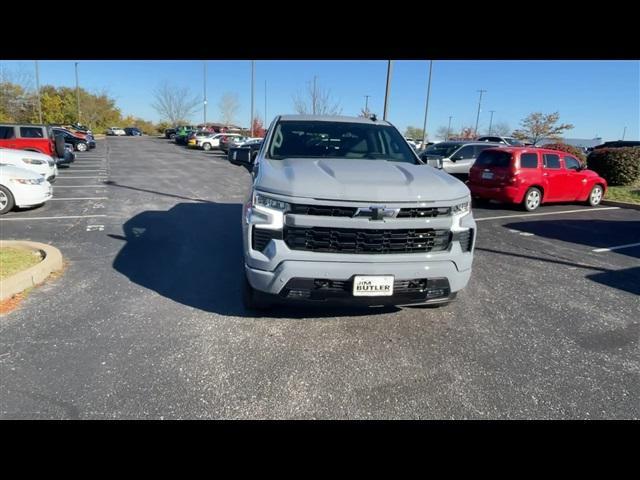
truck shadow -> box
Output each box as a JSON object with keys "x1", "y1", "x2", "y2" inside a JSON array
[{"x1": 110, "y1": 202, "x2": 399, "y2": 318}]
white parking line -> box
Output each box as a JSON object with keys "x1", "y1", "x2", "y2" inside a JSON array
[
  {"x1": 55, "y1": 176, "x2": 104, "y2": 179},
  {"x1": 593, "y1": 242, "x2": 640, "y2": 253},
  {"x1": 0, "y1": 215, "x2": 108, "y2": 221},
  {"x1": 475, "y1": 207, "x2": 620, "y2": 222},
  {"x1": 49, "y1": 197, "x2": 108, "y2": 201},
  {"x1": 53, "y1": 185, "x2": 105, "y2": 188}
]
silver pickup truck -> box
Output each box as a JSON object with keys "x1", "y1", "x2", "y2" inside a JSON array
[{"x1": 234, "y1": 115, "x2": 476, "y2": 310}]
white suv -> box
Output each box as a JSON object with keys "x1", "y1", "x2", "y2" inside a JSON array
[{"x1": 195, "y1": 133, "x2": 242, "y2": 151}]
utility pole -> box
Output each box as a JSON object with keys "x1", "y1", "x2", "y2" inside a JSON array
[
  {"x1": 622, "y1": 126, "x2": 627, "y2": 140},
  {"x1": 447, "y1": 116, "x2": 453, "y2": 141},
  {"x1": 474, "y1": 89, "x2": 487, "y2": 137},
  {"x1": 421, "y1": 60, "x2": 433, "y2": 147},
  {"x1": 203, "y1": 61, "x2": 207, "y2": 125},
  {"x1": 250, "y1": 60, "x2": 255, "y2": 137},
  {"x1": 312, "y1": 75, "x2": 318, "y2": 115},
  {"x1": 75, "y1": 62, "x2": 80, "y2": 124},
  {"x1": 34, "y1": 60, "x2": 42, "y2": 124},
  {"x1": 264, "y1": 80, "x2": 267, "y2": 127},
  {"x1": 383, "y1": 60, "x2": 393, "y2": 121},
  {"x1": 488, "y1": 110, "x2": 496, "y2": 135}
]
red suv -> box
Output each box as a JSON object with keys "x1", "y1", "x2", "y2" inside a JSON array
[
  {"x1": 0, "y1": 123, "x2": 66, "y2": 160},
  {"x1": 468, "y1": 147, "x2": 607, "y2": 211}
]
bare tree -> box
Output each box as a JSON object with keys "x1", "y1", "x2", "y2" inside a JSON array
[
  {"x1": 486, "y1": 122, "x2": 511, "y2": 136},
  {"x1": 292, "y1": 77, "x2": 342, "y2": 116},
  {"x1": 512, "y1": 112, "x2": 574, "y2": 145},
  {"x1": 218, "y1": 92, "x2": 240, "y2": 126},
  {"x1": 151, "y1": 81, "x2": 200, "y2": 125}
]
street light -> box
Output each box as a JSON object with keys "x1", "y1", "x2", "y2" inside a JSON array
[
  {"x1": 447, "y1": 116, "x2": 453, "y2": 141},
  {"x1": 488, "y1": 110, "x2": 495, "y2": 135},
  {"x1": 474, "y1": 89, "x2": 486, "y2": 137},
  {"x1": 383, "y1": 60, "x2": 393, "y2": 121},
  {"x1": 203, "y1": 61, "x2": 207, "y2": 124},
  {"x1": 75, "y1": 62, "x2": 80, "y2": 124},
  {"x1": 34, "y1": 61, "x2": 42, "y2": 124},
  {"x1": 421, "y1": 60, "x2": 433, "y2": 148}
]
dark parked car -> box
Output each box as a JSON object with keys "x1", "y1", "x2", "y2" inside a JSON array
[
  {"x1": 124, "y1": 127, "x2": 142, "y2": 136},
  {"x1": 592, "y1": 140, "x2": 640, "y2": 150},
  {"x1": 51, "y1": 127, "x2": 90, "y2": 152}
]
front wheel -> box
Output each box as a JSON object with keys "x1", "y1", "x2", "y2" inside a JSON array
[
  {"x1": 0, "y1": 185, "x2": 15, "y2": 215},
  {"x1": 202, "y1": 143, "x2": 212, "y2": 151},
  {"x1": 76, "y1": 142, "x2": 87, "y2": 152},
  {"x1": 523, "y1": 187, "x2": 542, "y2": 212},
  {"x1": 587, "y1": 185, "x2": 603, "y2": 206}
]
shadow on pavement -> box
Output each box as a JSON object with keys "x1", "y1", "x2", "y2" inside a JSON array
[
  {"x1": 111, "y1": 202, "x2": 400, "y2": 318},
  {"x1": 504, "y1": 219, "x2": 640, "y2": 259}
]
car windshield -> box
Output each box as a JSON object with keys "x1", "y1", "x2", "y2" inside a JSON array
[
  {"x1": 475, "y1": 150, "x2": 513, "y2": 167},
  {"x1": 505, "y1": 138, "x2": 524, "y2": 146},
  {"x1": 267, "y1": 120, "x2": 418, "y2": 164},
  {"x1": 423, "y1": 143, "x2": 461, "y2": 158}
]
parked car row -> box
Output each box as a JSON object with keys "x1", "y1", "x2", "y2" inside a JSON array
[{"x1": 106, "y1": 127, "x2": 142, "y2": 136}]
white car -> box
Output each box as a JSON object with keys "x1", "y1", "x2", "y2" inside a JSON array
[
  {"x1": 195, "y1": 133, "x2": 242, "y2": 151},
  {"x1": 0, "y1": 164, "x2": 53, "y2": 215},
  {"x1": 0, "y1": 148, "x2": 58, "y2": 183},
  {"x1": 106, "y1": 127, "x2": 126, "y2": 136}
]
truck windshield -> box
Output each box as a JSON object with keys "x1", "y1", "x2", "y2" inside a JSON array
[{"x1": 267, "y1": 120, "x2": 419, "y2": 164}]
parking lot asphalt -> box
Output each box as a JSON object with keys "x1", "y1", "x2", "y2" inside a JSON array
[{"x1": 1, "y1": 136, "x2": 638, "y2": 419}]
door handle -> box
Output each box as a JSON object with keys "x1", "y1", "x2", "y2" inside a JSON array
[{"x1": 543, "y1": 173, "x2": 549, "y2": 176}]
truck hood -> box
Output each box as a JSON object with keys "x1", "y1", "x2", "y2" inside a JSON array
[{"x1": 257, "y1": 158, "x2": 470, "y2": 202}]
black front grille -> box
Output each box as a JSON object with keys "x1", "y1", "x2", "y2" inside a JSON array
[
  {"x1": 281, "y1": 277, "x2": 451, "y2": 300},
  {"x1": 284, "y1": 226, "x2": 451, "y2": 254},
  {"x1": 288, "y1": 204, "x2": 450, "y2": 218},
  {"x1": 252, "y1": 227, "x2": 282, "y2": 251},
  {"x1": 289, "y1": 204, "x2": 357, "y2": 217},
  {"x1": 396, "y1": 207, "x2": 451, "y2": 218}
]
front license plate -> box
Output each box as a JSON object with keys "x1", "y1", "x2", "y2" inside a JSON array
[
  {"x1": 482, "y1": 171, "x2": 494, "y2": 179},
  {"x1": 353, "y1": 275, "x2": 394, "y2": 296}
]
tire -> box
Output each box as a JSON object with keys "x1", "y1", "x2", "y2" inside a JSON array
[
  {"x1": 169, "y1": 133, "x2": 176, "y2": 140},
  {"x1": 587, "y1": 184, "x2": 603, "y2": 207},
  {"x1": 0, "y1": 185, "x2": 15, "y2": 215},
  {"x1": 202, "y1": 142, "x2": 212, "y2": 151},
  {"x1": 523, "y1": 187, "x2": 542, "y2": 212},
  {"x1": 54, "y1": 134, "x2": 66, "y2": 158},
  {"x1": 242, "y1": 274, "x2": 273, "y2": 312},
  {"x1": 76, "y1": 142, "x2": 87, "y2": 152}
]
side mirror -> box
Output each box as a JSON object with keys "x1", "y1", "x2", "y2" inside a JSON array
[
  {"x1": 424, "y1": 157, "x2": 443, "y2": 169},
  {"x1": 229, "y1": 147, "x2": 252, "y2": 166}
]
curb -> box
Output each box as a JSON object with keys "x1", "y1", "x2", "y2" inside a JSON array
[
  {"x1": 0, "y1": 241, "x2": 63, "y2": 301},
  {"x1": 601, "y1": 199, "x2": 640, "y2": 211}
]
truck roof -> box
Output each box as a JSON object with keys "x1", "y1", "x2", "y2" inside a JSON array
[{"x1": 277, "y1": 115, "x2": 391, "y2": 126}]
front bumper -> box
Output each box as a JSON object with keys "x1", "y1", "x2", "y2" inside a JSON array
[{"x1": 14, "y1": 182, "x2": 52, "y2": 208}]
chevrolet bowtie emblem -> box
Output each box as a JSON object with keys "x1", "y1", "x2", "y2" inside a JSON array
[{"x1": 354, "y1": 206, "x2": 400, "y2": 220}]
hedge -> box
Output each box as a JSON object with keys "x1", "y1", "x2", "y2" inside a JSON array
[
  {"x1": 587, "y1": 147, "x2": 640, "y2": 186},
  {"x1": 540, "y1": 143, "x2": 586, "y2": 163}
]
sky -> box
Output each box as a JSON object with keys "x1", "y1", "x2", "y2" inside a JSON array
[{"x1": 2, "y1": 60, "x2": 638, "y2": 141}]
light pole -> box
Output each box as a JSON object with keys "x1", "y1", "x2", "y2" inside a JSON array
[
  {"x1": 312, "y1": 75, "x2": 318, "y2": 115},
  {"x1": 622, "y1": 126, "x2": 627, "y2": 140},
  {"x1": 383, "y1": 60, "x2": 393, "y2": 121},
  {"x1": 474, "y1": 89, "x2": 486, "y2": 137},
  {"x1": 250, "y1": 60, "x2": 255, "y2": 136},
  {"x1": 488, "y1": 110, "x2": 495, "y2": 135},
  {"x1": 34, "y1": 60, "x2": 42, "y2": 124},
  {"x1": 364, "y1": 94, "x2": 371, "y2": 117},
  {"x1": 264, "y1": 80, "x2": 267, "y2": 127},
  {"x1": 447, "y1": 116, "x2": 453, "y2": 141},
  {"x1": 75, "y1": 62, "x2": 80, "y2": 124},
  {"x1": 203, "y1": 61, "x2": 207, "y2": 125},
  {"x1": 421, "y1": 60, "x2": 433, "y2": 147}
]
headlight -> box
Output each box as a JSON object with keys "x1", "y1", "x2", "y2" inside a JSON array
[
  {"x1": 22, "y1": 158, "x2": 45, "y2": 165},
  {"x1": 11, "y1": 177, "x2": 44, "y2": 185},
  {"x1": 253, "y1": 192, "x2": 290, "y2": 212},
  {"x1": 452, "y1": 200, "x2": 470, "y2": 215}
]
